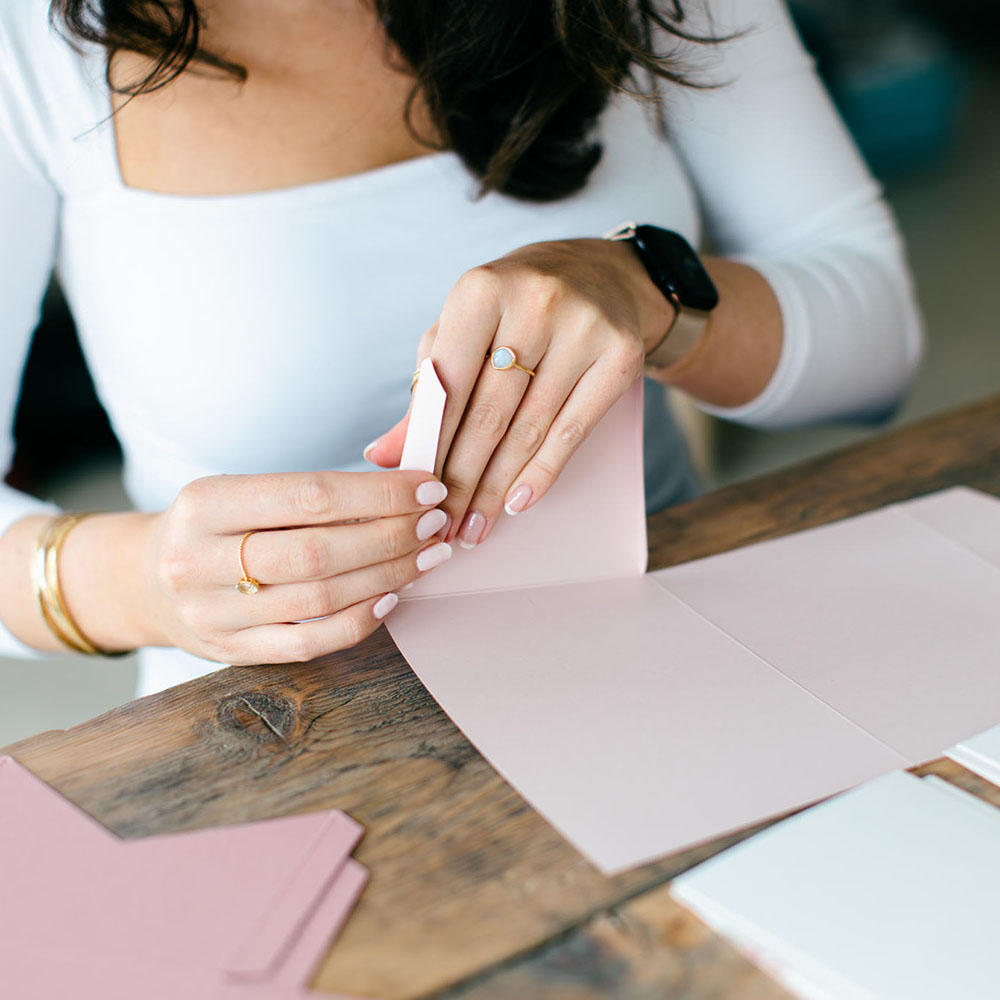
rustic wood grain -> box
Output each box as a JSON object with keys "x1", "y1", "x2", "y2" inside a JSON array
[
  {"x1": 440, "y1": 884, "x2": 794, "y2": 1000},
  {"x1": 5, "y1": 393, "x2": 1000, "y2": 999}
]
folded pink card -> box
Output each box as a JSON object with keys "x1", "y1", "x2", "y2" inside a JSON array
[{"x1": 388, "y1": 364, "x2": 1000, "y2": 873}]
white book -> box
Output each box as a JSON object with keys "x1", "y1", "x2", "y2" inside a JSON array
[
  {"x1": 948, "y1": 724, "x2": 1000, "y2": 786},
  {"x1": 671, "y1": 771, "x2": 1000, "y2": 1000}
]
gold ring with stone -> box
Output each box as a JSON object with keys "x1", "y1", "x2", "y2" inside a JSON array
[
  {"x1": 488, "y1": 346, "x2": 535, "y2": 377},
  {"x1": 236, "y1": 531, "x2": 262, "y2": 595}
]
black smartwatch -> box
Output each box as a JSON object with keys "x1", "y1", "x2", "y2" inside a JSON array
[{"x1": 605, "y1": 222, "x2": 719, "y2": 370}]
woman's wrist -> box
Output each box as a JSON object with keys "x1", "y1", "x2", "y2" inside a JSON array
[
  {"x1": 0, "y1": 510, "x2": 163, "y2": 654},
  {"x1": 600, "y1": 237, "x2": 679, "y2": 355},
  {"x1": 647, "y1": 257, "x2": 783, "y2": 407},
  {"x1": 58, "y1": 511, "x2": 164, "y2": 652}
]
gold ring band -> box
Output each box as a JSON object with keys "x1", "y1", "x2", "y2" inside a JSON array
[
  {"x1": 236, "y1": 531, "x2": 262, "y2": 595},
  {"x1": 410, "y1": 368, "x2": 421, "y2": 393},
  {"x1": 488, "y1": 346, "x2": 535, "y2": 377}
]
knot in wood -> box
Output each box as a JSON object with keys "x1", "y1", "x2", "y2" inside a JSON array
[{"x1": 216, "y1": 691, "x2": 296, "y2": 744}]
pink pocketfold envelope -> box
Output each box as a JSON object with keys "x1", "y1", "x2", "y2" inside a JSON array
[
  {"x1": 388, "y1": 362, "x2": 1000, "y2": 873},
  {"x1": 0, "y1": 756, "x2": 368, "y2": 993}
]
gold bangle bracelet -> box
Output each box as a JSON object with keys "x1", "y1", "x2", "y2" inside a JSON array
[{"x1": 32, "y1": 513, "x2": 133, "y2": 658}]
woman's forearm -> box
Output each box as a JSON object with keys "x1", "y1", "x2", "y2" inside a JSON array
[
  {"x1": 649, "y1": 257, "x2": 784, "y2": 408},
  {"x1": 0, "y1": 512, "x2": 160, "y2": 653}
]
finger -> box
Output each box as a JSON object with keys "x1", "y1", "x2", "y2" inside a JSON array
[
  {"x1": 436, "y1": 312, "x2": 551, "y2": 539},
  {"x1": 222, "y1": 508, "x2": 449, "y2": 585},
  {"x1": 363, "y1": 412, "x2": 410, "y2": 468},
  {"x1": 178, "y1": 469, "x2": 448, "y2": 535},
  {"x1": 226, "y1": 593, "x2": 397, "y2": 666},
  {"x1": 442, "y1": 335, "x2": 583, "y2": 546},
  {"x1": 453, "y1": 342, "x2": 595, "y2": 546},
  {"x1": 495, "y1": 360, "x2": 639, "y2": 529},
  {"x1": 426, "y1": 268, "x2": 507, "y2": 473},
  {"x1": 221, "y1": 539, "x2": 453, "y2": 628}
]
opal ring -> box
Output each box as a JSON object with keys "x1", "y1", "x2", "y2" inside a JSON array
[
  {"x1": 236, "y1": 531, "x2": 262, "y2": 595},
  {"x1": 488, "y1": 346, "x2": 535, "y2": 377}
]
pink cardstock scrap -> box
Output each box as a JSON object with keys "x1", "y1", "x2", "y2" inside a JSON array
[
  {"x1": 261, "y1": 859, "x2": 370, "y2": 989},
  {"x1": 387, "y1": 361, "x2": 1000, "y2": 874},
  {"x1": 0, "y1": 939, "x2": 369, "y2": 1000},
  {"x1": 0, "y1": 756, "x2": 366, "y2": 987}
]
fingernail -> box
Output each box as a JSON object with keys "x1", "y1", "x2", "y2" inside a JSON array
[
  {"x1": 363, "y1": 439, "x2": 379, "y2": 461},
  {"x1": 416, "y1": 481, "x2": 448, "y2": 505},
  {"x1": 373, "y1": 592, "x2": 398, "y2": 620},
  {"x1": 417, "y1": 508, "x2": 448, "y2": 541},
  {"x1": 459, "y1": 511, "x2": 487, "y2": 549},
  {"x1": 416, "y1": 541, "x2": 453, "y2": 572},
  {"x1": 401, "y1": 582, "x2": 415, "y2": 591},
  {"x1": 439, "y1": 512, "x2": 453, "y2": 540},
  {"x1": 504, "y1": 484, "x2": 533, "y2": 516}
]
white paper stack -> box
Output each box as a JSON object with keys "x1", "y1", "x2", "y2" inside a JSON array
[
  {"x1": 671, "y1": 772, "x2": 1000, "y2": 1000},
  {"x1": 948, "y1": 724, "x2": 1000, "y2": 786}
]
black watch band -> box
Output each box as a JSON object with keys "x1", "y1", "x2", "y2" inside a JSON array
[{"x1": 605, "y1": 222, "x2": 719, "y2": 369}]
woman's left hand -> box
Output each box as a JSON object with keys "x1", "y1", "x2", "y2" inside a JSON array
[{"x1": 364, "y1": 238, "x2": 670, "y2": 548}]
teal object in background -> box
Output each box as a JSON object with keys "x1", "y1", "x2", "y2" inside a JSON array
[
  {"x1": 790, "y1": 2, "x2": 967, "y2": 177},
  {"x1": 834, "y1": 32, "x2": 965, "y2": 175}
]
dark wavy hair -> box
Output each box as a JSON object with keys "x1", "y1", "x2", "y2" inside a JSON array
[{"x1": 50, "y1": 1, "x2": 718, "y2": 201}]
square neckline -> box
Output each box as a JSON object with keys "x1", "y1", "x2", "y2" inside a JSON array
[{"x1": 87, "y1": 47, "x2": 461, "y2": 209}]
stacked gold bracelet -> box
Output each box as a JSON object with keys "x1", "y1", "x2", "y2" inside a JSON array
[{"x1": 31, "y1": 513, "x2": 131, "y2": 657}]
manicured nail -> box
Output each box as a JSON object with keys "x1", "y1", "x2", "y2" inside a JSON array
[
  {"x1": 363, "y1": 439, "x2": 379, "y2": 461},
  {"x1": 416, "y1": 541, "x2": 453, "y2": 572},
  {"x1": 504, "y1": 484, "x2": 533, "y2": 516},
  {"x1": 439, "y1": 512, "x2": 453, "y2": 540},
  {"x1": 373, "y1": 592, "x2": 398, "y2": 620},
  {"x1": 416, "y1": 481, "x2": 448, "y2": 506},
  {"x1": 417, "y1": 508, "x2": 448, "y2": 541},
  {"x1": 459, "y1": 511, "x2": 487, "y2": 549},
  {"x1": 401, "y1": 582, "x2": 415, "y2": 591}
]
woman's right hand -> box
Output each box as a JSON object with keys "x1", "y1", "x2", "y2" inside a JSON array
[{"x1": 137, "y1": 469, "x2": 452, "y2": 665}]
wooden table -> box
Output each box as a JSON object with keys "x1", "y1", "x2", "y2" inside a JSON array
[{"x1": 7, "y1": 394, "x2": 1000, "y2": 999}]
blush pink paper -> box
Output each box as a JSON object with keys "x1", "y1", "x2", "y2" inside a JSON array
[
  {"x1": 387, "y1": 575, "x2": 905, "y2": 872},
  {"x1": 387, "y1": 361, "x2": 1000, "y2": 873},
  {"x1": 223, "y1": 815, "x2": 363, "y2": 980},
  {"x1": 0, "y1": 939, "x2": 367, "y2": 1000},
  {"x1": 263, "y1": 859, "x2": 370, "y2": 988},
  {"x1": 896, "y1": 486, "x2": 1000, "y2": 570},
  {"x1": 0, "y1": 756, "x2": 365, "y2": 986},
  {"x1": 653, "y1": 501, "x2": 1000, "y2": 762}
]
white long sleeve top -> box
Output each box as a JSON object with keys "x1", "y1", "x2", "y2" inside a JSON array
[{"x1": 0, "y1": 0, "x2": 922, "y2": 694}]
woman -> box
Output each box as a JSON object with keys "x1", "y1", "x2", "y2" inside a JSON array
[{"x1": 0, "y1": 0, "x2": 921, "y2": 695}]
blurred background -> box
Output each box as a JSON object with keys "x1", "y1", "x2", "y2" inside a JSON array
[{"x1": 2, "y1": 0, "x2": 998, "y2": 745}]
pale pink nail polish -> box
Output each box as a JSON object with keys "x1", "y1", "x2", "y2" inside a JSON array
[
  {"x1": 504, "y1": 485, "x2": 533, "y2": 516},
  {"x1": 363, "y1": 439, "x2": 379, "y2": 461},
  {"x1": 439, "y1": 512, "x2": 453, "y2": 540},
  {"x1": 417, "y1": 508, "x2": 448, "y2": 541},
  {"x1": 416, "y1": 481, "x2": 448, "y2": 506},
  {"x1": 373, "y1": 592, "x2": 398, "y2": 620},
  {"x1": 459, "y1": 511, "x2": 487, "y2": 549},
  {"x1": 416, "y1": 541, "x2": 453, "y2": 572}
]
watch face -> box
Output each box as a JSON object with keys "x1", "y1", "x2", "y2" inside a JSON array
[{"x1": 634, "y1": 226, "x2": 719, "y2": 312}]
